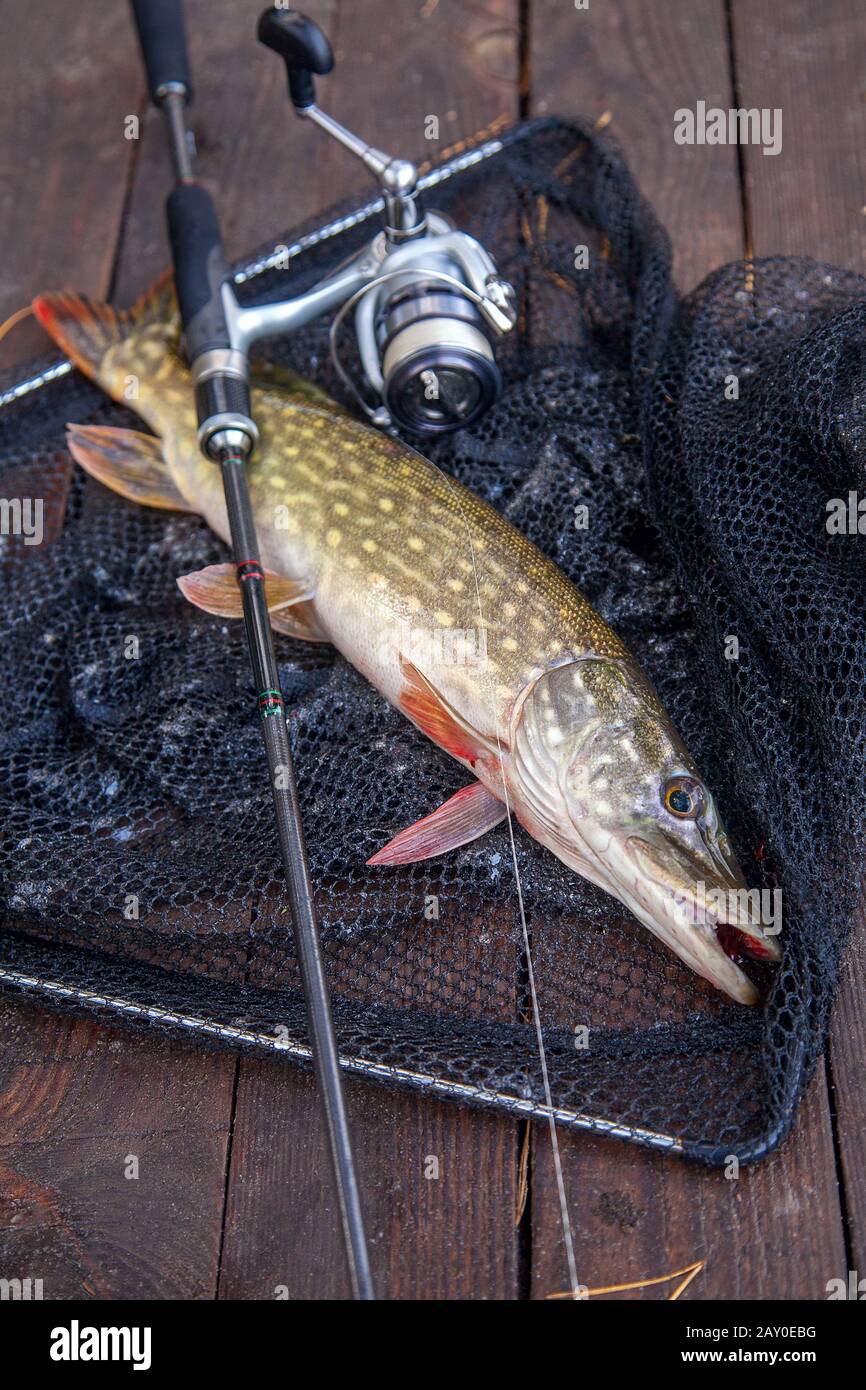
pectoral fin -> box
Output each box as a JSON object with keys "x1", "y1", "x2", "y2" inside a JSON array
[
  {"x1": 66, "y1": 423, "x2": 193, "y2": 512},
  {"x1": 398, "y1": 655, "x2": 498, "y2": 766},
  {"x1": 269, "y1": 604, "x2": 330, "y2": 643},
  {"x1": 367, "y1": 782, "x2": 506, "y2": 865},
  {"x1": 177, "y1": 562, "x2": 329, "y2": 642}
]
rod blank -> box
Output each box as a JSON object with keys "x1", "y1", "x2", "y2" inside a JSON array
[{"x1": 128, "y1": 0, "x2": 374, "y2": 1301}]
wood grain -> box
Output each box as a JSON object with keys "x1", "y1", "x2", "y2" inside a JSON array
[
  {"x1": 219, "y1": 1065, "x2": 521, "y2": 1300},
  {"x1": 531, "y1": 1071, "x2": 846, "y2": 1300},
  {"x1": 0, "y1": 0, "x2": 143, "y2": 369},
  {"x1": 0, "y1": 1001, "x2": 234, "y2": 1299},
  {"x1": 530, "y1": 0, "x2": 743, "y2": 291},
  {"x1": 311, "y1": 0, "x2": 517, "y2": 211},
  {"x1": 733, "y1": 0, "x2": 866, "y2": 1286},
  {"x1": 731, "y1": 0, "x2": 866, "y2": 269}
]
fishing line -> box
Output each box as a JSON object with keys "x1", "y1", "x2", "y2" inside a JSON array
[
  {"x1": 0, "y1": 304, "x2": 33, "y2": 349},
  {"x1": 495, "y1": 753, "x2": 581, "y2": 1299},
  {"x1": 420, "y1": 450, "x2": 581, "y2": 1301}
]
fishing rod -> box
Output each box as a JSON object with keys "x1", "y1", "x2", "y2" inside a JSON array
[
  {"x1": 126, "y1": 0, "x2": 519, "y2": 1298},
  {"x1": 128, "y1": 0, "x2": 374, "y2": 1300}
]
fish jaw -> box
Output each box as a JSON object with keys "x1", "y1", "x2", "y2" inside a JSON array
[
  {"x1": 617, "y1": 835, "x2": 765, "y2": 1003},
  {"x1": 625, "y1": 887, "x2": 760, "y2": 1005},
  {"x1": 625, "y1": 837, "x2": 781, "y2": 962},
  {"x1": 514, "y1": 805, "x2": 762, "y2": 1005},
  {"x1": 509, "y1": 657, "x2": 779, "y2": 1005}
]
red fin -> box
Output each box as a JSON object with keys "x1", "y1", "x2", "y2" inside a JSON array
[
  {"x1": 33, "y1": 271, "x2": 177, "y2": 385},
  {"x1": 367, "y1": 782, "x2": 506, "y2": 866},
  {"x1": 66, "y1": 423, "x2": 192, "y2": 512},
  {"x1": 398, "y1": 656, "x2": 496, "y2": 765},
  {"x1": 34, "y1": 292, "x2": 121, "y2": 380},
  {"x1": 177, "y1": 562, "x2": 315, "y2": 620}
]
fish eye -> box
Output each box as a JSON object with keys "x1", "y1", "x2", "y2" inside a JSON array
[{"x1": 662, "y1": 776, "x2": 703, "y2": 819}]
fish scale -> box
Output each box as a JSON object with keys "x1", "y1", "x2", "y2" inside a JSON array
[
  {"x1": 32, "y1": 277, "x2": 782, "y2": 1004},
  {"x1": 181, "y1": 373, "x2": 629, "y2": 733}
]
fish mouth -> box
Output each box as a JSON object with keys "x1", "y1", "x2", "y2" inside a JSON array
[{"x1": 619, "y1": 835, "x2": 782, "y2": 1005}]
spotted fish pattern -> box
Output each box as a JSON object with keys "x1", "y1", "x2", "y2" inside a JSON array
[{"x1": 33, "y1": 276, "x2": 781, "y2": 1004}]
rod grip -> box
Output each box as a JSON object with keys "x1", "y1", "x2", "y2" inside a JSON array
[
  {"x1": 167, "y1": 183, "x2": 231, "y2": 361},
  {"x1": 130, "y1": 0, "x2": 193, "y2": 103}
]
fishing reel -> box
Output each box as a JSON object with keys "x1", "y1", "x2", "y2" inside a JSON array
[{"x1": 221, "y1": 7, "x2": 517, "y2": 436}]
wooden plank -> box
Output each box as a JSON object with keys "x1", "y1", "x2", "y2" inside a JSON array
[
  {"x1": 219, "y1": 1065, "x2": 520, "y2": 1300},
  {"x1": 112, "y1": 0, "x2": 340, "y2": 305},
  {"x1": 530, "y1": 0, "x2": 743, "y2": 291},
  {"x1": 0, "y1": 1000, "x2": 234, "y2": 1299},
  {"x1": 731, "y1": 0, "x2": 866, "y2": 269},
  {"x1": 311, "y1": 0, "x2": 517, "y2": 211},
  {"x1": 0, "y1": 0, "x2": 238, "y2": 1301},
  {"x1": 527, "y1": 0, "x2": 850, "y2": 1300},
  {"x1": 217, "y1": 0, "x2": 523, "y2": 1299},
  {"x1": 531, "y1": 1071, "x2": 846, "y2": 1300},
  {"x1": 830, "y1": 913, "x2": 866, "y2": 1276},
  {"x1": 733, "y1": 0, "x2": 866, "y2": 1285},
  {"x1": 0, "y1": 0, "x2": 143, "y2": 370}
]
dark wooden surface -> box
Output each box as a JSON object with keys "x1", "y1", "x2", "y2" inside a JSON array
[{"x1": 0, "y1": 0, "x2": 863, "y2": 1300}]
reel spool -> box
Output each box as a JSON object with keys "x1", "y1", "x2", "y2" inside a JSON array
[
  {"x1": 377, "y1": 280, "x2": 501, "y2": 434},
  {"x1": 251, "y1": 6, "x2": 517, "y2": 435}
]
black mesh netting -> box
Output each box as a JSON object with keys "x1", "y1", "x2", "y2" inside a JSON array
[{"x1": 1, "y1": 118, "x2": 863, "y2": 1163}]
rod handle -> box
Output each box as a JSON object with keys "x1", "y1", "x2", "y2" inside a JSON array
[
  {"x1": 167, "y1": 183, "x2": 230, "y2": 360},
  {"x1": 130, "y1": 0, "x2": 193, "y2": 104}
]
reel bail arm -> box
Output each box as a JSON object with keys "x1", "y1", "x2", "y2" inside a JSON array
[
  {"x1": 252, "y1": 6, "x2": 517, "y2": 434},
  {"x1": 257, "y1": 6, "x2": 424, "y2": 241},
  {"x1": 129, "y1": 0, "x2": 374, "y2": 1303}
]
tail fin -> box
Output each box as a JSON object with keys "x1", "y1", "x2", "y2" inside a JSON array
[{"x1": 33, "y1": 271, "x2": 178, "y2": 398}]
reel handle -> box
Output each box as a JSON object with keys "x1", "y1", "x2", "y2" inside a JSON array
[
  {"x1": 257, "y1": 7, "x2": 334, "y2": 109},
  {"x1": 130, "y1": 0, "x2": 193, "y2": 103}
]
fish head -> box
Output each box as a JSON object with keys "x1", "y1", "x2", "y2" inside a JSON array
[{"x1": 512, "y1": 657, "x2": 780, "y2": 1004}]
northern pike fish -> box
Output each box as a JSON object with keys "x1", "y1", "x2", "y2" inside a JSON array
[{"x1": 34, "y1": 277, "x2": 780, "y2": 1004}]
